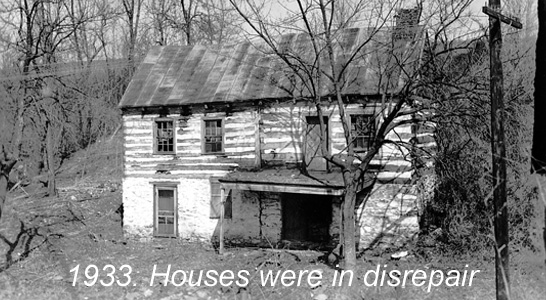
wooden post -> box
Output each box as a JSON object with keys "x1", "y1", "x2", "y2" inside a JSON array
[
  {"x1": 533, "y1": 0, "x2": 546, "y2": 269},
  {"x1": 533, "y1": 1, "x2": 546, "y2": 173},
  {"x1": 255, "y1": 110, "x2": 262, "y2": 168},
  {"x1": 219, "y1": 187, "x2": 225, "y2": 254},
  {"x1": 483, "y1": 2, "x2": 521, "y2": 300}
]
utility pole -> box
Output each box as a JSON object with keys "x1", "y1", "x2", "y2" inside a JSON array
[{"x1": 482, "y1": 2, "x2": 521, "y2": 300}]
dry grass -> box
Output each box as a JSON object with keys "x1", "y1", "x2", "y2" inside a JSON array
[
  {"x1": 0, "y1": 180, "x2": 544, "y2": 300},
  {"x1": 1, "y1": 138, "x2": 544, "y2": 299}
]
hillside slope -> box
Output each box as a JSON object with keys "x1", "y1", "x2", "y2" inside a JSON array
[{"x1": 57, "y1": 131, "x2": 124, "y2": 185}]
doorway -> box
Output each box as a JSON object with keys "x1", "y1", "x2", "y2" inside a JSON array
[
  {"x1": 281, "y1": 193, "x2": 332, "y2": 243},
  {"x1": 154, "y1": 185, "x2": 178, "y2": 237}
]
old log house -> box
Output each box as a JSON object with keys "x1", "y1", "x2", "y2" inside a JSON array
[{"x1": 119, "y1": 17, "x2": 435, "y2": 250}]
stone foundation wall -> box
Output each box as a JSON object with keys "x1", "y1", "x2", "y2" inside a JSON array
[
  {"x1": 222, "y1": 190, "x2": 261, "y2": 244},
  {"x1": 259, "y1": 192, "x2": 282, "y2": 244},
  {"x1": 123, "y1": 179, "x2": 285, "y2": 245},
  {"x1": 123, "y1": 177, "x2": 155, "y2": 237},
  {"x1": 220, "y1": 191, "x2": 282, "y2": 246},
  {"x1": 329, "y1": 197, "x2": 342, "y2": 245},
  {"x1": 122, "y1": 177, "x2": 219, "y2": 240},
  {"x1": 123, "y1": 175, "x2": 426, "y2": 250},
  {"x1": 357, "y1": 184, "x2": 421, "y2": 249}
]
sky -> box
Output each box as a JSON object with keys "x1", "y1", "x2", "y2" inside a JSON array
[
  {"x1": 470, "y1": 1, "x2": 484, "y2": 14},
  {"x1": 263, "y1": 1, "x2": 489, "y2": 24},
  {"x1": 264, "y1": 1, "x2": 521, "y2": 24},
  {"x1": 259, "y1": 1, "x2": 491, "y2": 38},
  {"x1": 259, "y1": 0, "x2": 537, "y2": 39}
]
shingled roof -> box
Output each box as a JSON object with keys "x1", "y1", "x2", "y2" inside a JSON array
[{"x1": 119, "y1": 26, "x2": 422, "y2": 109}]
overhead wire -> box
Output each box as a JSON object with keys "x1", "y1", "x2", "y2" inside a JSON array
[
  {"x1": 0, "y1": 17, "x2": 525, "y2": 85},
  {"x1": 0, "y1": 58, "x2": 141, "y2": 82}
]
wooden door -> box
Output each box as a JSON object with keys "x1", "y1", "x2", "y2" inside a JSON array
[
  {"x1": 304, "y1": 116, "x2": 329, "y2": 170},
  {"x1": 155, "y1": 187, "x2": 177, "y2": 237}
]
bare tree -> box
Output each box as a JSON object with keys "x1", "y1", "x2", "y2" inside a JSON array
[
  {"x1": 65, "y1": 0, "x2": 120, "y2": 64},
  {"x1": 230, "y1": 0, "x2": 479, "y2": 269},
  {"x1": 198, "y1": 0, "x2": 242, "y2": 44},
  {"x1": 121, "y1": 0, "x2": 143, "y2": 69},
  {"x1": 0, "y1": 0, "x2": 84, "y2": 212},
  {"x1": 0, "y1": 148, "x2": 17, "y2": 221},
  {"x1": 145, "y1": 0, "x2": 173, "y2": 45},
  {"x1": 153, "y1": 0, "x2": 242, "y2": 45}
]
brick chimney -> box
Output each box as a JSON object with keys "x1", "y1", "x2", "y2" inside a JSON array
[{"x1": 393, "y1": 5, "x2": 422, "y2": 41}]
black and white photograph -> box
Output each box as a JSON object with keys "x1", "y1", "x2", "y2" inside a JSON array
[{"x1": 0, "y1": 0, "x2": 544, "y2": 299}]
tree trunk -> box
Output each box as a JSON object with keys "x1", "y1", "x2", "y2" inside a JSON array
[
  {"x1": 0, "y1": 172, "x2": 9, "y2": 221},
  {"x1": 122, "y1": 0, "x2": 142, "y2": 71},
  {"x1": 342, "y1": 180, "x2": 357, "y2": 270},
  {"x1": 45, "y1": 121, "x2": 57, "y2": 196},
  {"x1": 0, "y1": 148, "x2": 17, "y2": 221}
]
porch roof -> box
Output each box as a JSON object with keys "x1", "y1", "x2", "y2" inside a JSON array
[{"x1": 219, "y1": 169, "x2": 374, "y2": 196}]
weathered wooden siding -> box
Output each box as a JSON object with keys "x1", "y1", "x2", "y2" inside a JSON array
[
  {"x1": 260, "y1": 105, "x2": 305, "y2": 163},
  {"x1": 123, "y1": 101, "x2": 418, "y2": 179},
  {"x1": 259, "y1": 102, "x2": 415, "y2": 182},
  {"x1": 356, "y1": 109, "x2": 437, "y2": 249},
  {"x1": 122, "y1": 110, "x2": 259, "y2": 240},
  {"x1": 122, "y1": 100, "x2": 435, "y2": 248},
  {"x1": 123, "y1": 111, "x2": 257, "y2": 178}
]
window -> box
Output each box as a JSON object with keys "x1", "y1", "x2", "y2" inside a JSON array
[
  {"x1": 153, "y1": 185, "x2": 178, "y2": 237},
  {"x1": 154, "y1": 119, "x2": 175, "y2": 154},
  {"x1": 203, "y1": 119, "x2": 224, "y2": 154},
  {"x1": 350, "y1": 115, "x2": 375, "y2": 152},
  {"x1": 210, "y1": 179, "x2": 232, "y2": 219}
]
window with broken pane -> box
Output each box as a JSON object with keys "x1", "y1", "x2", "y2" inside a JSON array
[
  {"x1": 350, "y1": 115, "x2": 375, "y2": 152},
  {"x1": 155, "y1": 119, "x2": 175, "y2": 154},
  {"x1": 203, "y1": 119, "x2": 223, "y2": 154}
]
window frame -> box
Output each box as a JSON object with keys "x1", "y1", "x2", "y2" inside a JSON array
[
  {"x1": 201, "y1": 118, "x2": 225, "y2": 155},
  {"x1": 350, "y1": 114, "x2": 376, "y2": 152},
  {"x1": 153, "y1": 184, "x2": 178, "y2": 238},
  {"x1": 153, "y1": 118, "x2": 176, "y2": 155}
]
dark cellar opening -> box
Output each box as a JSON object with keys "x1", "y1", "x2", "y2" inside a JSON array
[{"x1": 281, "y1": 193, "x2": 332, "y2": 244}]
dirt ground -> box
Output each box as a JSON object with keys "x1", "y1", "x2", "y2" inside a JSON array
[
  {"x1": 0, "y1": 137, "x2": 545, "y2": 300},
  {"x1": 0, "y1": 177, "x2": 544, "y2": 300}
]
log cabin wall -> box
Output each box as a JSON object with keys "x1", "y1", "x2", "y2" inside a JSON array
[
  {"x1": 118, "y1": 26, "x2": 429, "y2": 247},
  {"x1": 257, "y1": 101, "x2": 431, "y2": 249},
  {"x1": 122, "y1": 110, "x2": 258, "y2": 240},
  {"x1": 356, "y1": 111, "x2": 437, "y2": 250},
  {"x1": 259, "y1": 101, "x2": 414, "y2": 180},
  {"x1": 123, "y1": 111, "x2": 257, "y2": 171},
  {"x1": 121, "y1": 100, "x2": 432, "y2": 247},
  {"x1": 122, "y1": 100, "x2": 414, "y2": 176}
]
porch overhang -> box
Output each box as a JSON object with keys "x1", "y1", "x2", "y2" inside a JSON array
[
  {"x1": 219, "y1": 180, "x2": 345, "y2": 196},
  {"x1": 218, "y1": 169, "x2": 373, "y2": 196}
]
